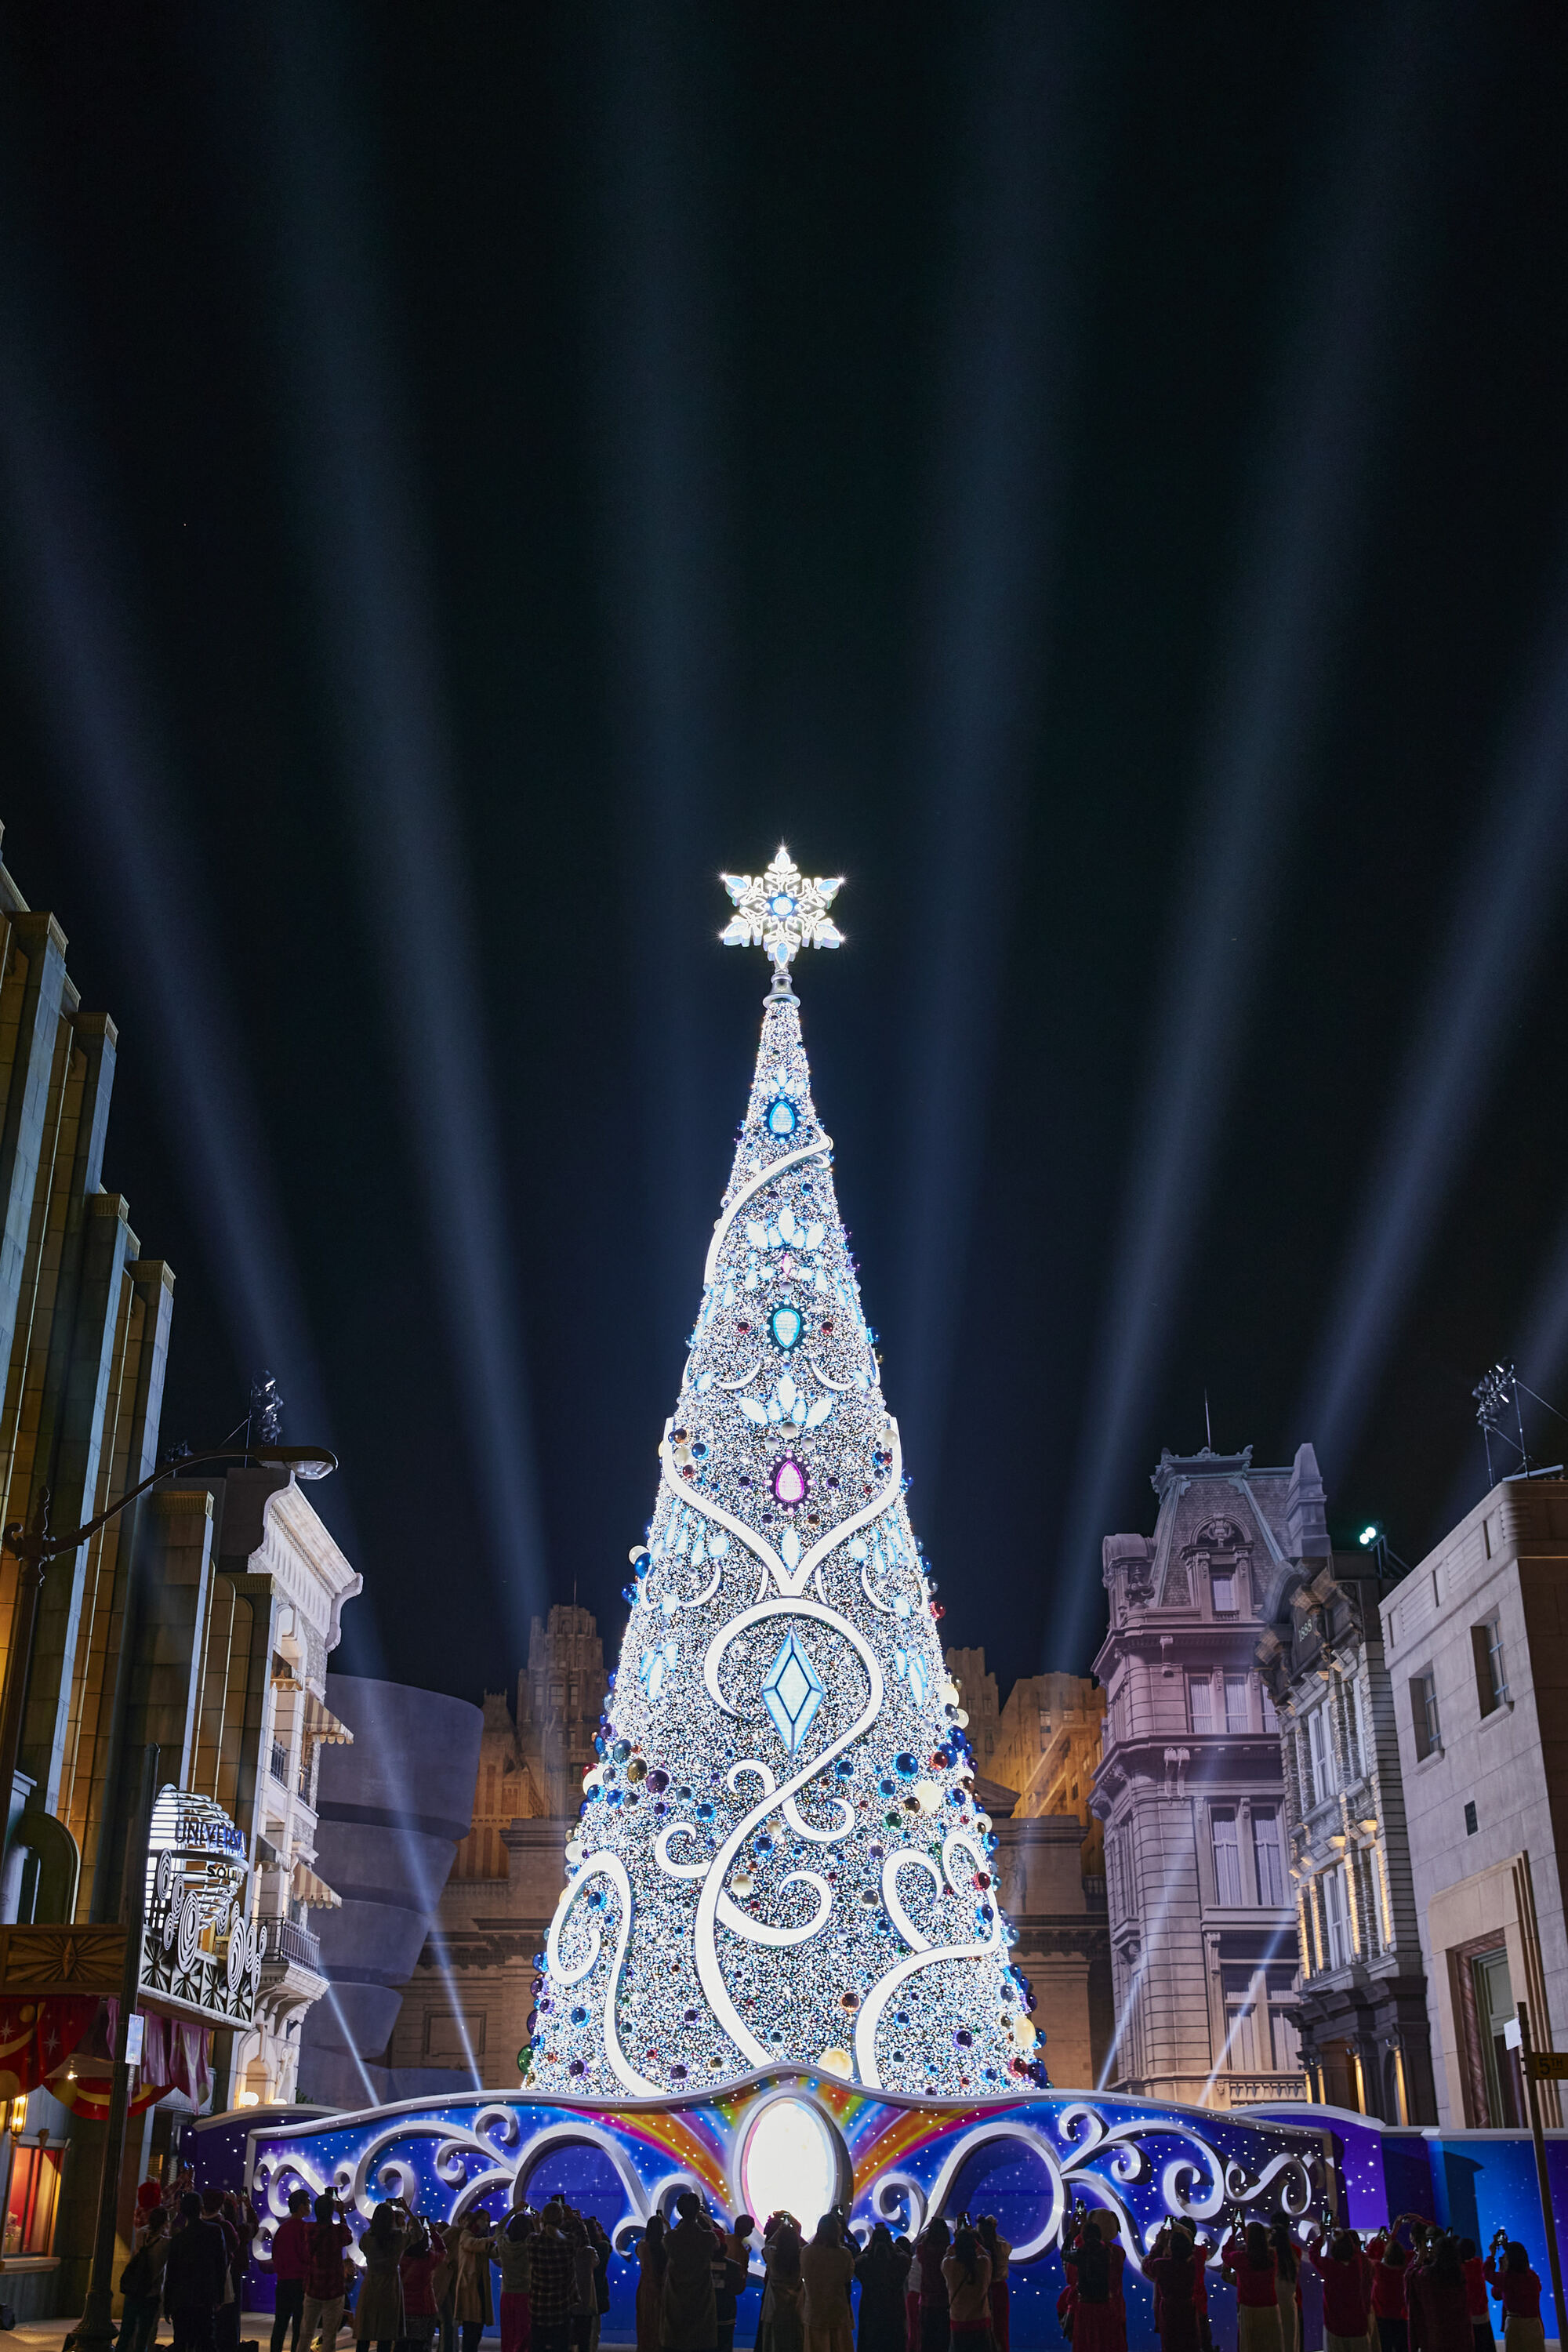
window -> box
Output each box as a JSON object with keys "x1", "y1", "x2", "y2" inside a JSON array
[
  {"x1": 1472, "y1": 1620, "x2": 1508, "y2": 1716},
  {"x1": 1189, "y1": 1675, "x2": 1214, "y2": 1733},
  {"x1": 1410, "y1": 1670, "x2": 1441, "y2": 1760},
  {"x1": 1356, "y1": 1849, "x2": 1383, "y2": 1959},
  {"x1": 1308, "y1": 1708, "x2": 1337, "y2": 1806},
  {"x1": 1323, "y1": 1865, "x2": 1352, "y2": 1969},
  {"x1": 1261, "y1": 1682, "x2": 1279, "y2": 1733},
  {"x1": 1221, "y1": 1965, "x2": 1268, "y2": 2074},
  {"x1": 1253, "y1": 1808, "x2": 1287, "y2": 1906},
  {"x1": 1471, "y1": 1948, "x2": 1522, "y2": 2129},
  {"x1": 1465, "y1": 1799, "x2": 1479, "y2": 1836},
  {"x1": 1211, "y1": 1809, "x2": 1243, "y2": 1904},
  {"x1": 1341, "y1": 1687, "x2": 1363, "y2": 1782},
  {"x1": 1210, "y1": 1570, "x2": 1236, "y2": 1613},
  {"x1": 1218, "y1": 1963, "x2": 1301, "y2": 2078},
  {"x1": 1224, "y1": 1675, "x2": 1250, "y2": 1733},
  {"x1": 3, "y1": 2143, "x2": 60, "y2": 2255}
]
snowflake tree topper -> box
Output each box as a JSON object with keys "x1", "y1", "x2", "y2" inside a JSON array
[{"x1": 720, "y1": 846, "x2": 844, "y2": 973}]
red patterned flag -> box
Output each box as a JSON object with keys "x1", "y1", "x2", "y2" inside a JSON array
[{"x1": 0, "y1": 1998, "x2": 99, "y2": 2093}]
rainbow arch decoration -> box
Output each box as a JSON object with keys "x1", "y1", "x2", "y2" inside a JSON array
[{"x1": 242, "y1": 2074, "x2": 1332, "y2": 2351}]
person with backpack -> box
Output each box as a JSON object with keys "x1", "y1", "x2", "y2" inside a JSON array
[
  {"x1": 163, "y1": 2191, "x2": 230, "y2": 2352},
  {"x1": 400, "y1": 2220, "x2": 448, "y2": 2352},
  {"x1": 1138, "y1": 2222, "x2": 1200, "y2": 2352},
  {"x1": 356, "y1": 2199, "x2": 409, "y2": 2352},
  {"x1": 121, "y1": 2204, "x2": 171, "y2": 2352},
  {"x1": 1068, "y1": 2218, "x2": 1127, "y2": 2352},
  {"x1": 300, "y1": 2190, "x2": 355, "y2": 2352}
]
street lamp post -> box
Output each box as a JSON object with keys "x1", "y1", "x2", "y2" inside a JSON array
[
  {"x1": 0, "y1": 1435, "x2": 336, "y2": 2352},
  {"x1": 0, "y1": 1439, "x2": 337, "y2": 1859}
]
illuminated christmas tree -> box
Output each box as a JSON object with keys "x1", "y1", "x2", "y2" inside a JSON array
[{"x1": 529, "y1": 851, "x2": 1038, "y2": 2100}]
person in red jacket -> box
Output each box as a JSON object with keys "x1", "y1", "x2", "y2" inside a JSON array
[
  {"x1": 1065, "y1": 2220, "x2": 1127, "y2": 2352},
  {"x1": 1222, "y1": 2222, "x2": 1281, "y2": 2352},
  {"x1": 1139, "y1": 2223, "x2": 1202, "y2": 2352},
  {"x1": 1457, "y1": 2241, "x2": 1493, "y2": 2352},
  {"x1": 1308, "y1": 2228, "x2": 1374, "y2": 2352},
  {"x1": 1484, "y1": 2240, "x2": 1545, "y2": 2352},
  {"x1": 399, "y1": 2220, "x2": 448, "y2": 2349},
  {"x1": 1368, "y1": 2234, "x2": 1410, "y2": 2352},
  {"x1": 1407, "y1": 2234, "x2": 1474, "y2": 2352},
  {"x1": 270, "y1": 2192, "x2": 314, "y2": 2352}
]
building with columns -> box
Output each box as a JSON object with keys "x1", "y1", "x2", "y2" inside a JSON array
[
  {"x1": 1381, "y1": 1474, "x2": 1568, "y2": 2131},
  {"x1": 1093, "y1": 1443, "x2": 1327, "y2": 2109},
  {"x1": 1258, "y1": 1550, "x2": 1435, "y2": 2122}
]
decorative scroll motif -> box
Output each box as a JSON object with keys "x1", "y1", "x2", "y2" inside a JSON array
[
  {"x1": 533, "y1": 941, "x2": 1027, "y2": 2100},
  {"x1": 246, "y1": 2084, "x2": 1328, "y2": 2289}
]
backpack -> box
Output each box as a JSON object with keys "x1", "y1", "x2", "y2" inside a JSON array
[{"x1": 120, "y1": 2245, "x2": 155, "y2": 2299}]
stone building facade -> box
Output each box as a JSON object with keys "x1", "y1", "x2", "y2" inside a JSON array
[
  {"x1": 1257, "y1": 1551, "x2": 1436, "y2": 2122},
  {"x1": 0, "y1": 824, "x2": 365, "y2": 2308},
  {"x1": 944, "y1": 1649, "x2": 1111, "y2": 2087},
  {"x1": 389, "y1": 1605, "x2": 605, "y2": 2082},
  {"x1": 1093, "y1": 1444, "x2": 1327, "y2": 2110},
  {"x1": 1381, "y1": 1474, "x2": 1568, "y2": 2130}
]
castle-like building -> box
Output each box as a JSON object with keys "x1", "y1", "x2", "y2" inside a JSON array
[{"x1": 1093, "y1": 1445, "x2": 1328, "y2": 2109}]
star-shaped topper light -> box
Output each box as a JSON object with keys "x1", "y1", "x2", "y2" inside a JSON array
[{"x1": 720, "y1": 845, "x2": 844, "y2": 972}]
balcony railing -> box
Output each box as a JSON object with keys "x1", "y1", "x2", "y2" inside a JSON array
[
  {"x1": 1225, "y1": 2075, "x2": 1309, "y2": 2104},
  {"x1": 266, "y1": 1918, "x2": 322, "y2": 1973},
  {"x1": 269, "y1": 1740, "x2": 289, "y2": 1784}
]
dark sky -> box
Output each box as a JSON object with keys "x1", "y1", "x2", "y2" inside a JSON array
[{"x1": 2, "y1": 4, "x2": 1568, "y2": 1704}]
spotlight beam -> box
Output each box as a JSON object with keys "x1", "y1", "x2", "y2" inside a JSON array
[
  {"x1": 1300, "y1": 561, "x2": 1568, "y2": 1478},
  {"x1": 1051, "y1": 1, "x2": 1451, "y2": 1663},
  {"x1": 587, "y1": 3, "x2": 724, "y2": 1353},
  {"x1": 898, "y1": 0, "x2": 1096, "y2": 1501},
  {"x1": 216, "y1": 2, "x2": 549, "y2": 1639},
  {"x1": 0, "y1": 229, "x2": 339, "y2": 1478}
]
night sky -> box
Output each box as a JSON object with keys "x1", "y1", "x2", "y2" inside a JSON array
[{"x1": 3, "y1": 5, "x2": 1568, "y2": 1706}]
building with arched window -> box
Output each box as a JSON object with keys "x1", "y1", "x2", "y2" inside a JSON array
[{"x1": 1093, "y1": 1443, "x2": 1328, "y2": 2109}]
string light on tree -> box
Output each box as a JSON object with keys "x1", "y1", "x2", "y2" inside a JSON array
[{"x1": 527, "y1": 849, "x2": 1040, "y2": 2099}]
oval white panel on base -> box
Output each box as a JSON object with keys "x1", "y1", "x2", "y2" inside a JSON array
[{"x1": 739, "y1": 2096, "x2": 839, "y2": 2231}]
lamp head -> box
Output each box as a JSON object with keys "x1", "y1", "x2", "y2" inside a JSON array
[{"x1": 252, "y1": 1446, "x2": 337, "y2": 1482}]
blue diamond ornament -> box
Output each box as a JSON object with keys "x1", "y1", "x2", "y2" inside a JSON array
[{"x1": 761, "y1": 1632, "x2": 826, "y2": 1753}]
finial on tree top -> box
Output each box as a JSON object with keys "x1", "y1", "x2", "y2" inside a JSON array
[{"x1": 720, "y1": 846, "x2": 844, "y2": 986}]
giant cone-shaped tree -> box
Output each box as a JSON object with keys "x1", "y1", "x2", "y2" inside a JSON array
[{"x1": 529, "y1": 855, "x2": 1037, "y2": 2099}]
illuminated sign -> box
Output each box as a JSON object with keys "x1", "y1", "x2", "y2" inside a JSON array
[{"x1": 140, "y1": 1786, "x2": 261, "y2": 2028}]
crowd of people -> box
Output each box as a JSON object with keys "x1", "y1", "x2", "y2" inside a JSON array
[
  {"x1": 1053, "y1": 2201, "x2": 1547, "y2": 2352},
  {"x1": 626, "y1": 2193, "x2": 1011, "y2": 2352},
  {"x1": 114, "y1": 2174, "x2": 1550, "y2": 2352}
]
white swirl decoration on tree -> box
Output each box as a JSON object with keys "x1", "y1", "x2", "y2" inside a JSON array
[{"x1": 530, "y1": 853, "x2": 1036, "y2": 2098}]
